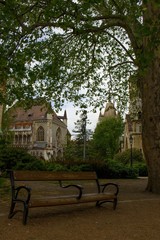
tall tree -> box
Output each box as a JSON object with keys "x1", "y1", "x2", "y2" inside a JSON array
[
  {"x1": 93, "y1": 117, "x2": 124, "y2": 160},
  {"x1": 73, "y1": 110, "x2": 91, "y2": 160},
  {"x1": 1, "y1": 1, "x2": 160, "y2": 192}
]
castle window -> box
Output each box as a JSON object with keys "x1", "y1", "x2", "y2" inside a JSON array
[
  {"x1": 56, "y1": 127, "x2": 62, "y2": 147},
  {"x1": 28, "y1": 113, "x2": 33, "y2": 117},
  {"x1": 37, "y1": 126, "x2": 44, "y2": 141}
]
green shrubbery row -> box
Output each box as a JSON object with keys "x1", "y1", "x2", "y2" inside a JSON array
[{"x1": 0, "y1": 146, "x2": 148, "y2": 179}]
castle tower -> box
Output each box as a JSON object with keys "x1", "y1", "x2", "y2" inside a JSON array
[{"x1": 99, "y1": 102, "x2": 116, "y2": 122}]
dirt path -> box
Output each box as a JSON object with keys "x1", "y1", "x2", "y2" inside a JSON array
[{"x1": 1, "y1": 177, "x2": 160, "y2": 240}]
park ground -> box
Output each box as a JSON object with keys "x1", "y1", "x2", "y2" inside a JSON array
[{"x1": 1, "y1": 177, "x2": 160, "y2": 240}]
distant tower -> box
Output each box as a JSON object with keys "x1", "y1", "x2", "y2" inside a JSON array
[
  {"x1": 99, "y1": 102, "x2": 116, "y2": 122},
  {"x1": 63, "y1": 110, "x2": 67, "y2": 126}
]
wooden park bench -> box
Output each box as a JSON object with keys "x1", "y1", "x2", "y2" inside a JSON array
[{"x1": 8, "y1": 170, "x2": 119, "y2": 225}]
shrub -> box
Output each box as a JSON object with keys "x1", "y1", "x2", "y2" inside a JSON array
[
  {"x1": 0, "y1": 177, "x2": 5, "y2": 188},
  {"x1": 69, "y1": 163, "x2": 93, "y2": 172},
  {"x1": 134, "y1": 162, "x2": 148, "y2": 176},
  {"x1": 0, "y1": 146, "x2": 45, "y2": 171},
  {"x1": 15, "y1": 160, "x2": 45, "y2": 171},
  {"x1": 94, "y1": 160, "x2": 138, "y2": 179},
  {"x1": 45, "y1": 162, "x2": 68, "y2": 172},
  {"x1": 113, "y1": 149, "x2": 145, "y2": 165}
]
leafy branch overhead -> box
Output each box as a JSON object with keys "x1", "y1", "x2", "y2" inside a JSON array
[
  {"x1": 1, "y1": 1, "x2": 160, "y2": 193},
  {"x1": 0, "y1": 0, "x2": 146, "y2": 110}
]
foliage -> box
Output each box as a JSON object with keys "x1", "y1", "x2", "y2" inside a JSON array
[
  {"x1": 0, "y1": 142, "x2": 144, "y2": 178},
  {"x1": 92, "y1": 117, "x2": 124, "y2": 159},
  {"x1": 0, "y1": 0, "x2": 142, "y2": 111},
  {"x1": 45, "y1": 162, "x2": 68, "y2": 172},
  {"x1": 134, "y1": 163, "x2": 148, "y2": 177},
  {"x1": 114, "y1": 149, "x2": 145, "y2": 165},
  {"x1": 0, "y1": 145, "x2": 45, "y2": 171},
  {"x1": 64, "y1": 139, "x2": 95, "y2": 162},
  {"x1": 64, "y1": 140, "x2": 84, "y2": 161},
  {"x1": 73, "y1": 110, "x2": 88, "y2": 141},
  {"x1": 43, "y1": 159, "x2": 139, "y2": 179},
  {"x1": 0, "y1": 177, "x2": 5, "y2": 188}
]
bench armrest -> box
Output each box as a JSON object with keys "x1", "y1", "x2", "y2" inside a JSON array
[
  {"x1": 100, "y1": 183, "x2": 119, "y2": 196},
  {"x1": 59, "y1": 181, "x2": 83, "y2": 199},
  {"x1": 13, "y1": 186, "x2": 31, "y2": 203}
]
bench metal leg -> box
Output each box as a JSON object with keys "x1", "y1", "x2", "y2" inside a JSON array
[
  {"x1": 96, "y1": 199, "x2": 117, "y2": 209},
  {"x1": 8, "y1": 200, "x2": 29, "y2": 225},
  {"x1": 8, "y1": 201, "x2": 16, "y2": 219},
  {"x1": 113, "y1": 198, "x2": 117, "y2": 210},
  {"x1": 23, "y1": 203, "x2": 29, "y2": 225}
]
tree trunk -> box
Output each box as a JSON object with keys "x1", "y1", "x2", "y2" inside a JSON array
[
  {"x1": 141, "y1": 54, "x2": 160, "y2": 193},
  {"x1": 139, "y1": 0, "x2": 160, "y2": 193},
  {"x1": 0, "y1": 105, "x2": 3, "y2": 133}
]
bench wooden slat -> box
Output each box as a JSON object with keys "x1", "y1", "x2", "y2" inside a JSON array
[
  {"x1": 29, "y1": 193, "x2": 116, "y2": 208},
  {"x1": 13, "y1": 170, "x2": 97, "y2": 181}
]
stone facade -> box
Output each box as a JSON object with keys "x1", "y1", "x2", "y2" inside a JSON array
[
  {"x1": 123, "y1": 113, "x2": 142, "y2": 152},
  {"x1": 123, "y1": 79, "x2": 143, "y2": 152},
  {"x1": 98, "y1": 102, "x2": 117, "y2": 122},
  {"x1": 8, "y1": 103, "x2": 69, "y2": 161}
]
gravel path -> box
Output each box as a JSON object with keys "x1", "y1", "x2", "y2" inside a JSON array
[{"x1": 1, "y1": 177, "x2": 160, "y2": 240}]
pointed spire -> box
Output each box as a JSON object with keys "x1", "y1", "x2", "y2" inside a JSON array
[{"x1": 64, "y1": 110, "x2": 67, "y2": 119}]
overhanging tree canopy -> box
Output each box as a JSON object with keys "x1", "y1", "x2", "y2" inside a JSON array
[
  {"x1": 1, "y1": 0, "x2": 160, "y2": 193},
  {"x1": 0, "y1": 0, "x2": 136, "y2": 109}
]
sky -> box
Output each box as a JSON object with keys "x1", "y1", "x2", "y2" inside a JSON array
[{"x1": 58, "y1": 102, "x2": 100, "y2": 137}]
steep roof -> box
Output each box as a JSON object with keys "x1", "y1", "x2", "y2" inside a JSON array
[
  {"x1": 10, "y1": 105, "x2": 49, "y2": 122},
  {"x1": 9, "y1": 103, "x2": 67, "y2": 128}
]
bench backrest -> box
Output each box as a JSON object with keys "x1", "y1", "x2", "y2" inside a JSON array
[{"x1": 9, "y1": 170, "x2": 98, "y2": 182}]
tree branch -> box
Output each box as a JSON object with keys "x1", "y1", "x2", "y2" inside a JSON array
[
  {"x1": 0, "y1": 0, "x2": 5, "y2": 5},
  {"x1": 108, "y1": 61, "x2": 135, "y2": 70},
  {"x1": 106, "y1": 30, "x2": 136, "y2": 63}
]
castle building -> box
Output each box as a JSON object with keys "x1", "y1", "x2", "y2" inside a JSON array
[
  {"x1": 98, "y1": 100, "x2": 143, "y2": 153},
  {"x1": 123, "y1": 112, "x2": 142, "y2": 152},
  {"x1": 123, "y1": 78, "x2": 143, "y2": 152},
  {"x1": 98, "y1": 102, "x2": 117, "y2": 122},
  {"x1": 8, "y1": 102, "x2": 70, "y2": 161}
]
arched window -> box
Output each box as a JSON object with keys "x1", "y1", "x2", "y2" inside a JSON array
[
  {"x1": 37, "y1": 126, "x2": 44, "y2": 141},
  {"x1": 56, "y1": 127, "x2": 62, "y2": 147}
]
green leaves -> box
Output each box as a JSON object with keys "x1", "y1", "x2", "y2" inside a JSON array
[
  {"x1": 0, "y1": 0, "x2": 142, "y2": 112},
  {"x1": 92, "y1": 116, "x2": 124, "y2": 159}
]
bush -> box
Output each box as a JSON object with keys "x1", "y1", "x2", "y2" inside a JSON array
[
  {"x1": 69, "y1": 163, "x2": 93, "y2": 172},
  {"x1": 0, "y1": 177, "x2": 5, "y2": 188},
  {"x1": 45, "y1": 162, "x2": 68, "y2": 172},
  {"x1": 134, "y1": 162, "x2": 148, "y2": 176},
  {"x1": 0, "y1": 142, "x2": 143, "y2": 179},
  {"x1": 113, "y1": 149, "x2": 145, "y2": 165},
  {"x1": 94, "y1": 160, "x2": 138, "y2": 179},
  {"x1": 0, "y1": 146, "x2": 45, "y2": 171},
  {"x1": 15, "y1": 160, "x2": 45, "y2": 171}
]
